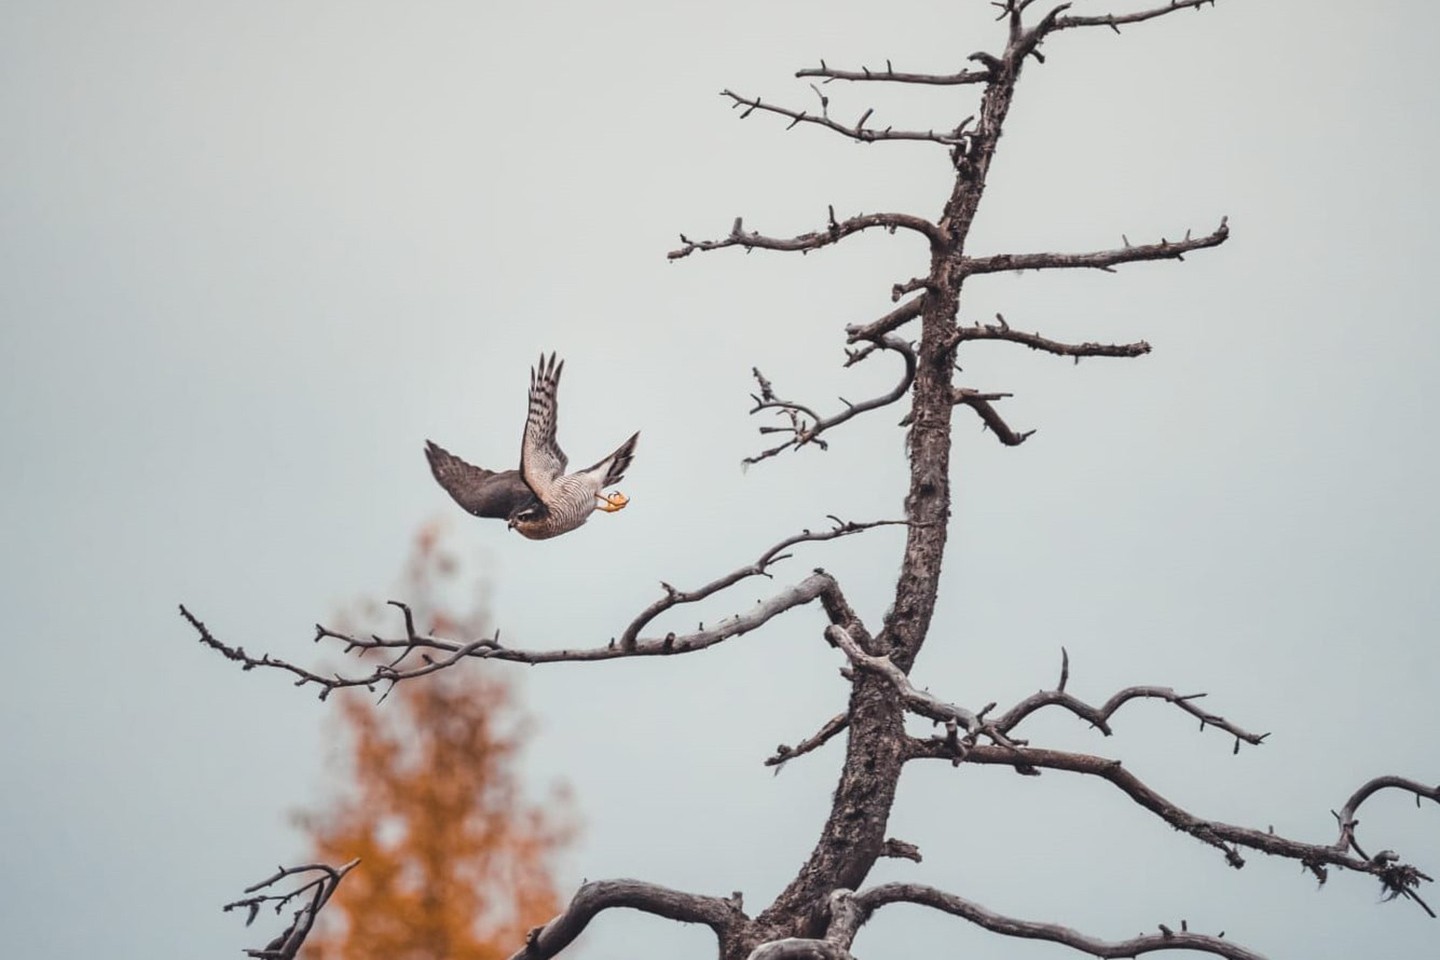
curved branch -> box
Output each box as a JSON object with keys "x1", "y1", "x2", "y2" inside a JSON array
[
  {"x1": 910, "y1": 739, "x2": 1437, "y2": 913},
  {"x1": 1338, "y1": 776, "x2": 1440, "y2": 831},
  {"x1": 960, "y1": 219, "x2": 1228, "y2": 276},
  {"x1": 846, "y1": 883, "x2": 1266, "y2": 960},
  {"x1": 670, "y1": 208, "x2": 942, "y2": 260},
  {"x1": 507, "y1": 879, "x2": 746, "y2": 960},
  {"x1": 745, "y1": 336, "x2": 916, "y2": 466}
]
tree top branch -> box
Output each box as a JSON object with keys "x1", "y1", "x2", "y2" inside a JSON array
[{"x1": 1052, "y1": 0, "x2": 1220, "y2": 36}]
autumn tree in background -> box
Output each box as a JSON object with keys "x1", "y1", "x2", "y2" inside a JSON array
[{"x1": 297, "y1": 523, "x2": 570, "y2": 960}]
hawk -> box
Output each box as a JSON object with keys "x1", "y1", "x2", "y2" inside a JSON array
[{"x1": 425, "y1": 353, "x2": 639, "y2": 540}]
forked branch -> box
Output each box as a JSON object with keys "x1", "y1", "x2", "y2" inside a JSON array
[
  {"x1": 746, "y1": 337, "x2": 917, "y2": 465},
  {"x1": 223, "y1": 860, "x2": 359, "y2": 960}
]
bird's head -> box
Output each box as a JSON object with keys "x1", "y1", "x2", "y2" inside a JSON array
[{"x1": 508, "y1": 504, "x2": 545, "y2": 534}]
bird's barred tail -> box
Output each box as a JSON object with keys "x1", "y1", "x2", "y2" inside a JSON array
[{"x1": 600, "y1": 431, "x2": 639, "y2": 487}]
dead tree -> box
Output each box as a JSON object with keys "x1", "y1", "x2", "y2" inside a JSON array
[{"x1": 189, "y1": 3, "x2": 1436, "y2": 958}]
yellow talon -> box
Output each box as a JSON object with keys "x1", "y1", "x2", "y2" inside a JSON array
[{"x1": 597, "y1": 491, "x2": 629, "y2": 513}]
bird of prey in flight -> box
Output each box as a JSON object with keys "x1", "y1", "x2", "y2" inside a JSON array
[{"x1": 425, "y1": 353, "x2": 639, "y2": 540}]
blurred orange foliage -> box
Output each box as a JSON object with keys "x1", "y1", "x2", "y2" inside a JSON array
[{"x1": 298, "y1": 522, "x2": 571, "y2": 960}]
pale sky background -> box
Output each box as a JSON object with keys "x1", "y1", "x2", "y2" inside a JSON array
[{"x1": 2, "y1": 1, "x2": 1437, "y2": 957}]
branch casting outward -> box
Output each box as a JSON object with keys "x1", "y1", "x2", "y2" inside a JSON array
[
  {"x1": 911, "y1": 738, "x2": 1437, "y2": 914},
  {"x1": 183, "y1": 518, "x2": 899, "y2": 697}
]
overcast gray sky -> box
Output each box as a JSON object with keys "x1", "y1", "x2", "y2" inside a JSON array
[{"x1": 2, "y1": 1, "x2": 1437, "y2": 957}]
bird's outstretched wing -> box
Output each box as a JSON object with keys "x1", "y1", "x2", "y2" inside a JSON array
[
  {"x1": 520, "y1": 352, "x2": 568, "y2": 501},
  {"x1": 425, "y1": 441, "x2": 537, "y2": 519},
  {"x1": 582, "y1": 431, "x2": 639, "y2": 487}
]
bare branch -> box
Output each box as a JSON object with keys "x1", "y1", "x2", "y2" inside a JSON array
[
  {"x1": 183, "y1": 603, "x2": 501, "y2": 702},
  {"x1": 826, "y1": 625, "x2": 982, "y2": 736},
  {"x1": 766, "y1": 712, "x2": 850, "y2": 770},
  {"x1": 993, "y1": 658, "x2": 1269, "y2": 747},
  {"x1": 846, "y1": 883, "x2": 1266, "y2": 960},
  {"x1": 669, "y1": 209, "x2": 942, "y2": 261},
  {"x1": 954, "y1": 314, "x2": 1150, "y2": 360},
  {"x1": 880, "y1": 837, "x2": 923, "y2": 862},
  {"x1": 745, "y1": 337, "x2": 917, "y2": 465},
  {"x1": 912, "y1": 738, "x2": 1437, "y2": 910},
  {"x1": 1338, "y1": 776, "x2": 1440, "y2": 831},
  {"x1": 1052, "y1": 0, "x2": 1219, "y2": 36},
  {"x1": 960, "y1": 218, "x2": 1228, "y2": 277},
  {"x1": 223, "y1": 860, "x2": 359, "y2": 960},
  {"x1": 717, "y1": 89, "x2": 971, "y2": 148},
  {"x1": 185, "y1": 574, "x2": 831, "y2": 697},
  {"x1": 187, "y1": 520, "x2": 897, "y2": 696},
  {"x1": 952, "y1": 387, "x2": 1034, "y2": 446},
  {"x1": 620, "y1": 517, "x2": 902, "y2": 648},
  {"x1": 796, "y1": 61, "x2": 991, "y2": 86},
  {"x1": 507, "y1": 879, "x2": 746, "y2": 960},
  {"x1": 844, "y1": 296, "x2": 925, "y2": 344}
]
